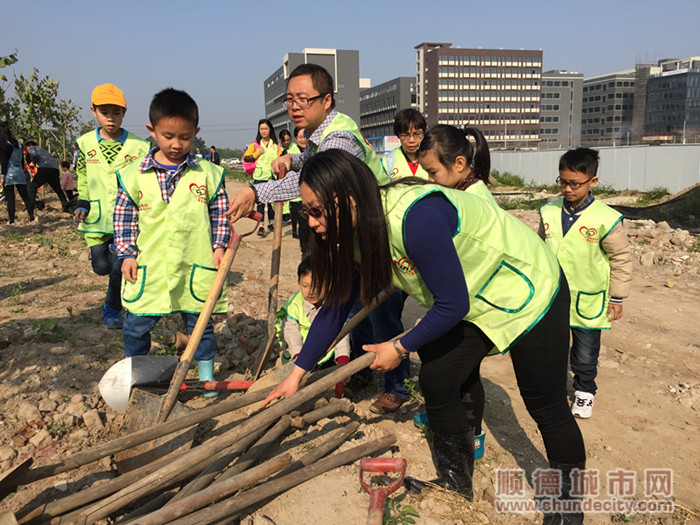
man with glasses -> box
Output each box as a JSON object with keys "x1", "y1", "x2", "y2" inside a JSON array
[
  {"x1": 227, "y1": 63, "x2": 386, "y2": 219},
  {"x1": 227, "y1": 63, "x2": 408, "y2": 414}
]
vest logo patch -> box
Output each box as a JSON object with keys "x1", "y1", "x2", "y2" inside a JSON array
[
  {"x1": 543, "y1": 222, "x2": 551, "y2": 239},
  {"x1": 189, "y1": 183, "x2": 207, "y2": 203},
  {"x1": 393, "y1": 256, "x2": 416, "y2": 276},
  {"x1": 124, "y1": 154, "x2": 138, "y2": 163},
  {"x1": 86, "y1": 149, "x2": 100, "y2": 164},
  {"x1": 579, "y1": 226, "x2": 598, "y2": 243},
  {"x1": 392, "y1": 167, "x2": 399, "y2": 177},
  {"x1": 137, "y1": 190, "x2": 151, "y2": 211}
]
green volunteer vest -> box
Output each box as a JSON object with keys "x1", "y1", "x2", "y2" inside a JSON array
[
  {"x1": 275, "y1": 291, "x2": 335, "y2": 365},
  {"x1": 382, "y1": 147, "x2": 429, "y2": 181},
  {"x1": 540, "y1": 198, "x2": 623, "y2": 329},
  {"x1": 286, "y1": 143, "x2": 301, "y2": 155},
  {"x1": 117, "y1": 160, "x2": 228, "y2": 316},
  {"x1": 76, "y1": 131, "x2": 149, "y2": 237},
  {"x1": 382, "y1": 184, "x2": 561, "y2": 353},
  {"x1": 319, "y1": 113, "x2": 389, "y2": 185},
  {"x1": 465, "y1": 180, "x2": 496, "y2": 202},
  {"x1": 253, "y1": 140, "x2": 279, "y2": 182}
]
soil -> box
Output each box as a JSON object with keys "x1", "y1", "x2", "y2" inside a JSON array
[{"x1": 0, "y1": 181, "x2": 698, "y2": 524}]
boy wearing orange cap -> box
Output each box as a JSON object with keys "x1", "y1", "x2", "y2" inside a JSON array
[{"x1": 74, "y1": 83, "x2": 150, "y2": 327}]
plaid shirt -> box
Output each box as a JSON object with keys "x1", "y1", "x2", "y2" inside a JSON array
[
  {"x1": 113, "y1": 148, "x2": 230, "y2": 258},
  {"x1": 255, "y1": 110, "x2": 364, "y2": 204}
]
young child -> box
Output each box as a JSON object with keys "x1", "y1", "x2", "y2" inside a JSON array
[
  {"x1": 113, "y1": 88, "x2": 231, "y2": 397},
  {"x1": 381, "y1": 108, "x2": 429, "y2": 181},
  {"x1": 276, "y1": 256, "x2": 351, "y2": 366},
  {"x1": 539, "y1": 147, "x2": 633, "y2": 419},
  {"x1": 74, "y1": 83, "x2": 150, "y2": 327},
  {"x1": 60, "y1": 161, "x2": 76, "y2": 201}
]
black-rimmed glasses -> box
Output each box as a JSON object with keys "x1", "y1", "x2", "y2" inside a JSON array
[
  {"x1": 282, "y1": 94, "x2": 327, "y2": 109},
  {"x1": 555, "y1": 175, "x2": 595, "y2": 190}
]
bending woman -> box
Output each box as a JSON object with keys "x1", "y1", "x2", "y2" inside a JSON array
[
  {"x1": 263, "y1": 149, "x2": 585, "y2": 523},
  {"x1": 0, "y1": 122, "x2": 35, "y2": 225}
]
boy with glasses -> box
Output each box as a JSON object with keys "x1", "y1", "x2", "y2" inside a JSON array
[{"x1": 538, "y1": 148, "x2": 632, "y2": 419}]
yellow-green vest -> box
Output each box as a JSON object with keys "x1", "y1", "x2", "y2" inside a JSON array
[
  {"x1": 466, "y1": 180, "x2": 495, "y2": 203},
  {"x1": 117, "y1": 160, "x2": 228, "y2": 316},
  {"x1": 319, "y1": 113, "x2": 389, "y2": 185},
  {"x1": 540, "y1": 198, "x2": 623, "y2": 329},
  {"x1": 76, "y1": 131, "x2": 149, "y2": 237},
  {"x1": 275, "y1": 291, "x2": 334, "y2": 365},
  {"x1": 286, "y1": 143, "x2": 301, "y2": 155},
  {"x1": 253, "y1": 140, "x2": 280, "y2": 182},
  {"x1": 382, "y1": 184, "x2": 561, "y2": 353},
  {"x1": 381, "y1": 147, "x2": 429, "y2": 181}
]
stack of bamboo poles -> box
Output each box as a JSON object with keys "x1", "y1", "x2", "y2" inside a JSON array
[{"x1": 5, "y1": 352, "x2": 395, "y2": 524}]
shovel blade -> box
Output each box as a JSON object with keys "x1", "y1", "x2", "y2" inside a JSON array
[
  {"x1": 114, "y1": 388, "x2": 196, "y2": 474},
  {"x1": 99, "y1": 355, "x2": 179, "y2": 413}
]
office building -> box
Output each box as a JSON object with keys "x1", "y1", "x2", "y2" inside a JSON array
[
  {"x1": 360, "y1": 76, "x2": 416, "y2": 153},
  {"x1": 631, "y1": 63, "x2": 663, "y2": 142},
  {"x1": 263, "y1": 48, "x2": 360, "y2": 134},
  {"x1": 581, "y1": 70, "x2": 635, "y2": 146},
  {"x1": 645, "y1": 57, "x2": 700, "y2": 143},
  {"x1": 539, "y1": 70, "x2": 583, "y2": 150},
  {"x1": 415, "y1": 42, "x2": 542, "y2": 149}
]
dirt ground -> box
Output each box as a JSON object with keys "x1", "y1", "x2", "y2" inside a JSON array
[{"x1": 0, "y1": 180, "x2": 699, "y2": 524}]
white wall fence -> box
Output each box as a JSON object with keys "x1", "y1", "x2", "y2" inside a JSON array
[{"x1": 490, "y1": 144, "x2": 700, "y2": 193}]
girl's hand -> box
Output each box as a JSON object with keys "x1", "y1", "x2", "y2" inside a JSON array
[
  {"x1": 364, "y1": 340, "x2": 403, "y2": 373},
  {"x1": 261, "y1": 365, "x2": 306, "y2": 408}
]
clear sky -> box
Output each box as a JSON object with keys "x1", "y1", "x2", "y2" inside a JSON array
[{"x1": 2, "y1": 0, "x2": 699, "y2": 149}]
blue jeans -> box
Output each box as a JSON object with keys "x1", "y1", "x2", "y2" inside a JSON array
[
  {"x1": 122, "y1": 311, "x2": 217, "y2": 361},
  {"x1": 90, "y1": 240, "x2": 122, "y2": 312},
  {"x1": 349, "y1": 289, "x2": 409, "y2": 399},
  {"x1": 570, "y1": 327, "x2": 602, "y2": 394}
]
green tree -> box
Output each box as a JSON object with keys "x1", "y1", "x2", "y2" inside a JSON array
[
  {"x1": 12, "y1": 68, "x2": 60, "y2": 149},
  {"x1": 0, "y1": 50, "x2": 19, "y2": 120}
]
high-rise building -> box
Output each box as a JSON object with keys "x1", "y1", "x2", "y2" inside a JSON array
[
  {"x1": 539, "y1": 70, "x2": 583, "y2": 150},
  {"x1": 263, "y1": 48, "x2": 360, "y2": 135},
  {"x1": 360, "y1": 76, "x2": 416, "y2": 152},
  {"x1": 581, "y1": 70, "x2": 635, "y2": 146},
  {"x1": 415, "y1": 42, "x2": 542, "y2": 149},
  {"x1": 644, "y1": 57, "x2": 700, "y2": 143}
]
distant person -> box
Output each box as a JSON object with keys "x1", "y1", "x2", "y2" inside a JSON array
[
  {"x1": 381, "y1": 108, "x2": 429, "y2": 181},
  {"x1": 279, "y1": 129, "x2": 293, "y2": 154},
  {"x1": 74, "y1": 83, "x2": 150, "y2": 328},
  {"x1": 25, "y1": 141, "x2": 70, "y2": 213},
  {"x1": 60, "y1": 161, "x2": 76, "y2": 201},
  {"x1": 195, "y1": 147, "x2": 204, "y2": 159},
  {"x1": 228, "y1": 64, "x2": 405, "y2": 415},
  {"x1": 243, "y1": 118, "x2": 280, "y2": 236},
  {"x1": 287, "y1": 127, "x2": 307, "y2": 247},
  {"x1": 114, "y1": 88, "x2": 230, "y2": 397},
  {"x1": 0, "y1": 122, "x2": 35, "y2": 225},
  {"x1": 539, "y1": 148, "x2": 633, "y2": 419},
  {"x1": 209, "y1": 145, "x2": 220, "y2": 165},
  {"x1": 71, "y1": 142, "x2": 79, "y2": 170}
]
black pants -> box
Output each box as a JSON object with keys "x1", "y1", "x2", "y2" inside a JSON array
[
  {"x1": 30, "y1": 167, "x2": 68, "y2": 209},
  {"x1": 4, "y1": 184, "x2": 35, "y2": 223},
  {"x1": 290, "y1": 201, "x2": 310, "y2": 255},
  {"x1": 418, "y1": 277, "x2": 585, "y2": 464}
]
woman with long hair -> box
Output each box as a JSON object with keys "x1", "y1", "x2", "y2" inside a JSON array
[
  {"x1": 243, "y1": 118, "x2": 279, "y2": 236},
  {"x1": 263, "y1": 149, "x2": 585, "y2": 524}
]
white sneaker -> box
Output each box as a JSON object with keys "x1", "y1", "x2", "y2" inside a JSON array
[{"x1": 571, "y1": 391, "x2": 594, "y2": 419}]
